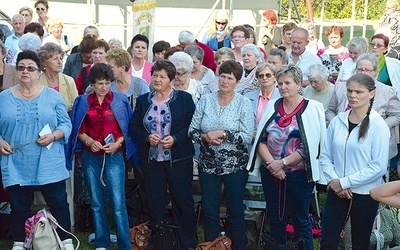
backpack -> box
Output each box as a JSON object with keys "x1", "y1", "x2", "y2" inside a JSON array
[{"x1": 24, "y1": 209, "x2": 80, "y2": 250}]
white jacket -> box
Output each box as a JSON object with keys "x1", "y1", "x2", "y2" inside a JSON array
[
  {"x1": 247, "y1": 97, "x2": 326, "y2": 183},
  {"x1": 320, "y1": 109, "x2": 390, "y2": 194}
]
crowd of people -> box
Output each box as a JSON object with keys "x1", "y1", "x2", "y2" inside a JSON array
[{"x1": 0, "y1": 1, "x2": 400, "y2": 249}]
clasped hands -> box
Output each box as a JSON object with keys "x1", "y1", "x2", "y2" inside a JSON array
[
  {"x1": 202, "y1": 130, "x2": 225, "y2": 146},
  {"x1": 327, "y1": 179, "x2": 352, "y2": 199},
  {"x1": 89, "y1": 140, "x2": 120, "y2": 154},
  {"x1": 265, "y1": 160, "x2": 286, "y2": 180},
  {"x1": 148, "y1": 134, "x2": 174, "y2": 148}
]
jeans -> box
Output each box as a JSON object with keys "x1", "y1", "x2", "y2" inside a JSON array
[
  {"x1": 320, "y1": 190, "x2": 378, "y2": 250},
  {"x1": 260, "y1": 167, "x2": 314, "y2": 250},
  {"x1": 82, "y1": 151, "x2": 131, "y2": 250},
  {"x1": 199, "y1": 168, "x2": 248, "y2": 250},
  {"x1": 6, "y1": 180, "x2": 71, "y2": 242},
  {"x1": 143, "y1": 158, "x2": 197, "y2": 249}
]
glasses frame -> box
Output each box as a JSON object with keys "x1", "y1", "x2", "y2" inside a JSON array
[
  {"x1": 36, "y1": 7, "x2": 46, "y2": 11},
  {"x1": 16, "y1": 66, "x2": 38, "y2": 72}
]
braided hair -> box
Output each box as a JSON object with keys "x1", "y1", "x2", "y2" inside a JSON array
[{"x1": 347, "y1": 74, "x2": 376, "y2": 141}]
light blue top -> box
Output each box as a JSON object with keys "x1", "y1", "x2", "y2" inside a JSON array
[
  {"x1": 4, "y1": 31, "x2": 19, "y2": 61},
  {"x1": 0, "y1": 87, "x2": 71, "y2": 188}
]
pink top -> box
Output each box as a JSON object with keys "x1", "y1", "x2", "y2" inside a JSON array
[{"x1": 256, "y1": 89, "x2": 274, "y2": 127}]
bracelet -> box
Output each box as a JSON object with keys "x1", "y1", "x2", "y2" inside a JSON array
[
  {"x1": 52, "y1": 132, "x2": 56, "y2": 142},
  {"x1": 117, "y1": 139, "x2": 123, "y2": 147},
  {"x1": 282, "y1": 158, "x2": 287, "y2": 168},
  {"x1": 84, "y1": 136, "x2": 89, "y2": 146}
]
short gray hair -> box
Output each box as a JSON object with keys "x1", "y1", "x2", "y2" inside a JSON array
[
  {"x1": 346, "y1": 37, "x2": 369, "y2": 54},
  {"x1": 38, "y1": 42, "x2": 65, "y2": 70},
  {"x1": 178, "y1": 30, "x2": 195, "y2": 44},
  {"x1": 214, "y1": 47, "x2": 235, "y2": 62},
  {"x1": 268, "y1": 48, "x2": 288, "y2": 64},
  {"x1": 241, "y1": 43, "x2": 263, "y2": 62},
  {"x1": 18, "y1": 33, "x2": 41, "y2": 52},
  {"x1": 12, "y1": 14, "x2": 25, "y2": 24},
  {"x1": 184, "y1": 45, "x2": 204, "y2": 61},
  {"x1": 356, "y1": 53, "x2": 378, "y2": 71},
  {"x1": 169, "y1": 51, "x2": 194, "y2": 73},
  {"x1": 306, "y1": 64, "x2": 330, "y2": 80},
  {"x1": 276, "y1": 64, "x2": 303, "y2": 85}
]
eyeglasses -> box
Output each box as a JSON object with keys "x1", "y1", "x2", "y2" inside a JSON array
[
  {"x1": 232, "y1": 35, "x2": 245, "y2": 40},
  {"x1": 258, "y1": 73, "x2": 273, "y2": 79},
  {"x1": 356, "y1": 68, "x2": 374, "y2": 73},
  {"x1": 16, "y1": 66, "x2": 38, "y2": 72},
  {"x1": 36, "y1": 7, "x2": 46, "y2": 11},
  {"x1": 21, "y1": 14, "x2": 30, "y2": 17},
  {"x1": 370, "y1": 43, "x2": 385, "y2": 48},
  {"x1": 176, "y1": 71, "x2": 187, "y2": 77},
  {"x1": 216, "y1": 21, "x2": 227, "y2": 26}
]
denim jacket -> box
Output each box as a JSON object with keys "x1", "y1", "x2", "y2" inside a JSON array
[
  {"x1": 66, "y1": 91, "x2": 135, "y2": 170},
  {"x1": 206, "y1": 36, "x2": 231, "y2": 51}
]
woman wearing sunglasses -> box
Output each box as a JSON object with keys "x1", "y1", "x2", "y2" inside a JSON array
[
  {"x1": 0, "y1": 51, "x2": 74, "y2": 250},
  {"x1": 34, "y1": 0, "x2": 50, "y2": 35},
  {"x1": 202, "y1": 10, "x2": 231, "y2": 52}
]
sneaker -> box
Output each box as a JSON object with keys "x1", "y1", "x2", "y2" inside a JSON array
[
  {"x1": 62, "y1": 239, "x2": 74, "y2": 250},
  {"x1": 11, "y1": 242, "x2": 26, "y2": 250}
]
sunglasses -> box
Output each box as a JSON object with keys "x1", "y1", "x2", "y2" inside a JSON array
[
  {"x1": 216, "y1": 21, "x2": 227, "y2": 25},
  {"x1": 258, "y1": 73, "x2": 273, "y2": 79},
  {"x1": 36, "y1": 7, "x2": 46, "y2": 11},
  {"x1": 16, "y1": 66, "x2": 38, "y2": 72}
]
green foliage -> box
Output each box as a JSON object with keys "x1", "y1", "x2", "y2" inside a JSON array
[{"x1": 280, "y1": 0, "x2": 388, "y2": 20}]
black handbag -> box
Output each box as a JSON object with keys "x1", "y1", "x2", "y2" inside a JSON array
[
  {"x1": 152, "y1": 220, "x2": 180, "y2": 250},
  {"x1": 261, "y1": 234, "x2": 304, "y2": 250}
]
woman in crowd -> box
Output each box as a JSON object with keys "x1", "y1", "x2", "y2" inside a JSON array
[
  {"x1": 106, "y1": 48, "x2": 149, "y2": 109},
  {"x1": 152, "y1": 40, "x2": 170, "y2": 62},
  {"x1": 236, "y1": 43, "x2": 263, "y2": 95},
  {"x1": 202, "y1": 9, "x2": 231, "y2": 52},
  {"x1": 243, "y1": 24, "x2": 267, "y2": 60},
  {"x1": 189, "y1": 60, "x2": 254, "y2": 249},
  {"x1": 300, "y1": 19, "x2": 324, "y2": 54},
  {"x1": 184, "y1": 45, "x2": 215, "y2": 86},
  {"x1": 19, "y1": 7, "x2": 33, "y2": 25},
  {"x1": 169, "y1": 51, "x2": 203, "y2": 102},
  {"x1": 281, "y1": 22, "x2": 298, "y2": 54},
  {"x1": 320, "y1": 73, "x2": 390, "y2": 249},
  {"x1": 206, "y1": 47, "x2": 235, "y2": 93},
  {"x1": 38, "y1": 42, "x2": 78, "y2": 111},
  {"x1": 67, "y1": 63, "x2": 133, "y2": 250},
  {"x1": 0, "y1": 51, "x2": 73, "y2": 250},
  {"x1": 247, "y1": 65, "x2": 326, "y2": 250},
  {"x1": 130, "y1": 34, "x2": 153, "y2": 84},
  {"x1": 303, "y1": 64, "x2": 334, "y2": 111},
  {"x1": 317, "y1": 26, "x2": 349, "y2": 83},
  {"x1": 75, "y1": 39, "x2": 109, "y2": 94},
  {"x1": 130, "y1": 59, "x2": 197, "y2": 249},
  {"x1": 371, "y1": 181, "x2": 400, "y2": 208},
  {"x1": 108, "y1": 38, "x2": 123, "y2": 50},
  {"x1": 337, "y1": 37, "x2": 369, "y2": 83},
  {"x1": 326, "y1": 53, "x2": 400, "y2": 173},
  {"x1": 369, "y1": 33, "x2": 400, "y2": 96},
  {"x1": 24, "y1": 22, "x2": 45, "y2": 41},
  {"x1": 267, "y1": 47, "x2": 288, "y2": 71},
  {"x1": 245, "y1": 62, "x2": 280, "y2": 128},
  {"x1": 378, "y1": 0, "x2": 400, "y2": 58},
  {"x1": 260, "y1": 9, "x2": 282, "y2": 53},
  {"x1": 231, "y1": 25, "x2": 250, "y2": 62},
  {"x1": 0, "y1": 42, "x2": 17, "y2": 91},
  {"x1": 34, "y1": 0, "x2": 50, "y2": 35},
  {"x1": 42, "y1": 17, "x2": 74, "y2": 56}
]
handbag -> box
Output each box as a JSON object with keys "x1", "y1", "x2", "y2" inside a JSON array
[
  {"x1": 130, "y1": 221, "x2": 151, "y2": 250},
  {"x1": 196, "y1": 236, "x2": 232, "y2": 250},
  {"x1": 25, "y1": 209, "x2": 80, "y2": 250},
  {"x1": 261, "y1": 234, "x2": 303, "y2": 250},
  {"x1": 153, "y1": 220, "x2": 180, "y2": 250}
]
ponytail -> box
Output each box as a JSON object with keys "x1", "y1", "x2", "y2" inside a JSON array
[{"x1": 358, "y1": 97, "x2": 374, "y2": 142}]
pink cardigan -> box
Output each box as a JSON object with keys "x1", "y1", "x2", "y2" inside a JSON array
[{"x1": 128, "y1": 61, "x2": 153, "y2": 84}]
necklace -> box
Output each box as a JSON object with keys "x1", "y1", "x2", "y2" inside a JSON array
[
  {"x1": 278, "y1": 98, "x2": 305, "y2": 127},
  {"x1": 218, "y1": 106, "x2": 225, "y2": 117},
  {"x1": 18, "y1": 84, "x2": 38, "y2": 99}
]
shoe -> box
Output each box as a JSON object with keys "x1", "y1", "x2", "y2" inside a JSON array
[
  {"x1": 11, "y1": 242, "x2": 26, "y2": 250},
  {"x1": 95, "y1": 248, "x2": 106, "y2": 250},
  {"x1": 62, "y1": 239, "x2": 74, "y2": 250}
]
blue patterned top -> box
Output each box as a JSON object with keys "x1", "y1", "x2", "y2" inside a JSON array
[{"x1": 144, "y1": 92, "x2": 172, "y2": 161}]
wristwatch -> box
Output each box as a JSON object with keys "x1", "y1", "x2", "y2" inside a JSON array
[
  {"x1": 221, "y1": 131, "x2": 227, "y2": 140},
  {"x1": 282, "y1": 158, "x2": 287, "y2": 168}
]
